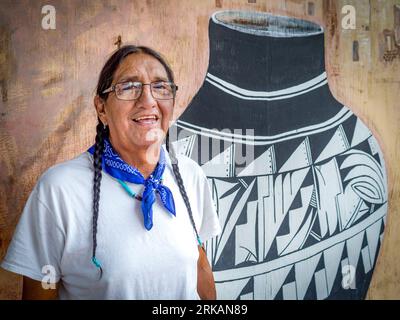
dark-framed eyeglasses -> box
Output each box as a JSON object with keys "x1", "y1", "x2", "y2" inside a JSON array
[{"x1": 102, "y1": 81, "x2": 178, "y2": 101}]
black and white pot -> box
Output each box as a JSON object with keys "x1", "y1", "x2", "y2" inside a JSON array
[{"x1": 172, "y1": 10, "x2": 388, "y2": 300}]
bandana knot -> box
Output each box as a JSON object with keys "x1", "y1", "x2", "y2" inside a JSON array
[{"x1": 88, "y1": 139, "x2": 176, "y2": 230}]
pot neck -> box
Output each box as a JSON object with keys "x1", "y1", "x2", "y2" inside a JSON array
[{"x1": 207, "y1": 12, "x2": 326, "y2": 92}]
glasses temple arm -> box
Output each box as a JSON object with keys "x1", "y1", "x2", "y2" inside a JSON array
[{"x1": 102, "y1": 86, "x2": 114, "y2": 94}]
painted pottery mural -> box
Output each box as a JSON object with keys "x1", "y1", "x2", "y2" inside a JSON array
[{"x1": 172, "y1": 11, "x2": 388, "y2": 300}]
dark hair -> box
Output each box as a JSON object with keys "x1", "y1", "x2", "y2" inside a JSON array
[
  {"x1": 96, "y1": 45, "x2": 175, "y2": 99},
  {"x1": 92, "y1": 45, "x2": 201, "y2": 278}
]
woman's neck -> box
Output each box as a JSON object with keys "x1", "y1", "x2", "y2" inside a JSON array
[{"x1": 109, "y1": 138, "x2": 161, "y2": 179}]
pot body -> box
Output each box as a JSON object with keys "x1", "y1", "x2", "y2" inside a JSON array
[{"x1": 172, "y1": 11, "x2": 388, "y2": 299}]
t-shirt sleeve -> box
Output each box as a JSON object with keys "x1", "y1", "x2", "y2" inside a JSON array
[
  {"x1": 1, "y1": 185, "x2": 64, "y2": 283},
  {"x1": 196, "y1": 167, "x2": 222, "y2": 244}
]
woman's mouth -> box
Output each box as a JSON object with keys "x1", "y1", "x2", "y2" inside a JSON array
[{"x1": 132, "y1": 115, "x2": 159, "y2": 126}]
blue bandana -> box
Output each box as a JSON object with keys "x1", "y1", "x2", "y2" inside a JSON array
[{"x1": 88, "y1": 139, "x2": 176, "y2": 230}]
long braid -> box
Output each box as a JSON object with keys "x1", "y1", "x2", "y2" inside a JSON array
[
  {"x1": 92, "y1": 121, "x2": 108, "y2": 278},
  {"x1": 166, "y1": 130, "x2": 203, "y2": 248}
]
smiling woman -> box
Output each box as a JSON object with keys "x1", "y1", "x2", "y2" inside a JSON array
[{"x1": 0, "y1": 45, "x2": 221, "y2": 300}]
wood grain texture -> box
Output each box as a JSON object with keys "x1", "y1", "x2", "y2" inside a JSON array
[{"x1": 0, "y1": 0, "x2": 398, "y2": 299}]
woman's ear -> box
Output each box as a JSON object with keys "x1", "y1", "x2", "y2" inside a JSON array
[{"x1": 94, "y1": 95, "x2": 107, "y2": 125}]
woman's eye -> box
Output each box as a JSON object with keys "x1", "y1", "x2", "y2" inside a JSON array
[
  {"x1": 121, "y1": 82, "x2": 140, "y2": 91},
  {"x1": 152, "y1": 82, "x2": 167, "y2": 89}
]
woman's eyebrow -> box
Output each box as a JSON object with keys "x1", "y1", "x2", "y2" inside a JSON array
[
  {"x1": 116, "y1": 75, "x2": 140, "y2": 83},
  {"x1": 116, "y1": 75, "x2": 169, "y2": 83},
  {"x1": 152, "y1": 76, "x2": 169, "y2": 82}
]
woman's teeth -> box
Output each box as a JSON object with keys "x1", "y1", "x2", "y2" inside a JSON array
[{"x1": 133, "y1": 115, "x2": 158, "y2": 122}]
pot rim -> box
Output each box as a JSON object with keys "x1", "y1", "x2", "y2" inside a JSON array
[{"x1": 212, "y1": 10, "x2": 324, "y2": 38}]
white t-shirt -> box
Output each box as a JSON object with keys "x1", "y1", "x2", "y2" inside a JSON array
[{"x1": 1, "y1": 147, "x2": 221, "y2": 299}]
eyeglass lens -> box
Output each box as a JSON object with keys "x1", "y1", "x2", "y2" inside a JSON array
[{"x1": 115, "y1": 82, "x2": 175, "y2": 100}]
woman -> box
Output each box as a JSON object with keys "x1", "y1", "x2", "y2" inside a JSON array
[{"x1": 1, "y1": 45, "x2": 221, "y2": 299}]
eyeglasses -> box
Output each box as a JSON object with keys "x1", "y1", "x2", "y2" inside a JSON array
[{"x1": 102, "y1": 81, "x2": 178, "y2": 101}]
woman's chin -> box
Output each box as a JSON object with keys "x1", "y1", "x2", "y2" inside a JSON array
[{"x1": 130, "y1": 136, "x2": 162, "y2": 149}]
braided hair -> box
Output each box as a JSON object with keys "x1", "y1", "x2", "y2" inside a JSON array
[
  {"x1": 165, "y1": 131, "x2": 203, "y2": 247},
  {"x1": 92, "y1": 45, "x2": 201, "y2": 278}
]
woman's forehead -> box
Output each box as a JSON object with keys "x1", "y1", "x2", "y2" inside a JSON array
[{"x1": 113, "y1": 53, "x2": 168, "y2": 82}]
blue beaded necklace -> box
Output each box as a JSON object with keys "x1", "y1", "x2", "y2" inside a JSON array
[
  {"x1": 117, "y1": 178, "x2": 203, "y2": 246},
  {"x1": 117, "y1": 178, "x2": 146, "y2": 201}
]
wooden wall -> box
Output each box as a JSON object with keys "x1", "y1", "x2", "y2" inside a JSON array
[{"x1": 0, "y1": 0, "x2": 399, "y2": 299}]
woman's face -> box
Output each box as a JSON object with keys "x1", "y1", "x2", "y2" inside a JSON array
[{"x1": 96, "y1": 52, "x2": 174, "y2": 152}]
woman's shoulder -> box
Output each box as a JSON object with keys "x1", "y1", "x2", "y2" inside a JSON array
[
  {"x1": 168, "y1": 153, "x2": 208, "y2": 185},
  {"x1": 175, "y1": 154, "x2": 202, "y2": 171},
  {"x1": 37, "y1": 152, "x2": 93, "y2": 190},
  {"x1": 163, "y1": 145, "x2": 204, "y2": 177}
]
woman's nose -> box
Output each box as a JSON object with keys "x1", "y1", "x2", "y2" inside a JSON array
[{"x1": 137, "y1": 84, "x2": 156, "y2": 108}]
